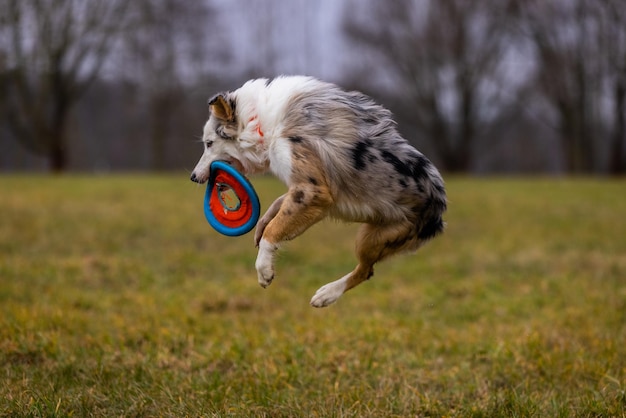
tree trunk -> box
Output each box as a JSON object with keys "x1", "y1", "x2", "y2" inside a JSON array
[
  {"x1": 49, "y1": 135, "x2": 66, "y2": 173},
  {"x1": 610, "y1": 81, "x2": 625, "y2": 175},
  {"x1": 49, "y1": 85, "x2": 69, "y2": 173}
]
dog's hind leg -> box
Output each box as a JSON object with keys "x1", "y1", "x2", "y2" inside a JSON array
[
  {"x1": 310, "y1": 221, "x2": 420, "y2": 308},
  {"x1": 255, "y1": 184, "x2": 332, "y2": 288}
]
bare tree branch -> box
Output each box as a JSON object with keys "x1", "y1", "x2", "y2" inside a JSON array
[
  {"x1": 515, "y1": 0, "x2": 623, "y2": 173},
  {"x1": 0, "y1": 0, "x2": 133, "y2": 171},
  {"x1": 343, "y1": 0, "x2": 518, "y2": 172}
]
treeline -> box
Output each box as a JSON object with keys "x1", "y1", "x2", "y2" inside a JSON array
[{"x1": 1, "y1": 0, "x2": 625, "y2": 174}]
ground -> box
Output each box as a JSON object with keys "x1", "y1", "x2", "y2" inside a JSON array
[{"x1": 0, "y1": 175, "x2": 624, "y2": 416}]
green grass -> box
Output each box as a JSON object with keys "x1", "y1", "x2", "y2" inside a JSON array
[{"x1": 1, "y1": 174, "x2": 625, "y2": 417}]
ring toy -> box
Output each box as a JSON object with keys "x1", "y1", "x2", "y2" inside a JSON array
[{"x1": 204, "y1": 161, "x2": 260, "y2": 236}]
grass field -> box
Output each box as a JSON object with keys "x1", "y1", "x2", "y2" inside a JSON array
[{"x1": 0, "y1": 174, "x2": 625, "y2": 417}]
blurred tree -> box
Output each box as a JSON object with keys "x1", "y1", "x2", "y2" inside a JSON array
[
  {"x1": 343, "y1": 0, "x2": 521, "y2": 172},
  {"x1": 519, "y1": 0, "x2": 595, "y2": 173},
  {"x1": 0, "y1": 0, "x2": 132, "y2": 172},
  {"x1": 517, "y1": 0, "x2": 626, "y2": 174},
  {"x1": 119, "y1": 0, "x2": 226, "y2": 170},
  {"x1": 602, "y1": 0, "x2": 626, "y2": 174}
]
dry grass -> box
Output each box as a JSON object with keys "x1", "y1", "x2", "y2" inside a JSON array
[{"x1": 0, "y1": 175, "x2": 625, "y2": 416}]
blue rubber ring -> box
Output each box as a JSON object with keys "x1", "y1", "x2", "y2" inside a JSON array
[{"x1": 203, "y1": 161, "x2": 261, "y2": 236}]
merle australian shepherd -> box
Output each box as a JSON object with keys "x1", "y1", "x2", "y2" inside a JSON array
[{"x1": 191, "y1": 76, "x2": 446, "y2": 308}]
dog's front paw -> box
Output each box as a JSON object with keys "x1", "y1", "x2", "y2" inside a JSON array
[
  {"x1": 310, "y1": 280, "x2": 346, "y2": 308},
  {"x1": 254, "y1": 194, "x2": 285, "y2": 247},
  {"x1": 255, "y1": 239, "x2": 276, "y2": 288},
  {"x1": 256, "y1": 264, "x2": 275, "y2": 288}
]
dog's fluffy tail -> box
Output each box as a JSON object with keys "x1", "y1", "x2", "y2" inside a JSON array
[
  {"x1": 417, "y1": 172, "x2": 447, "y2": 241},
  {"x1": 417, "y1": 198, "x2": 446, "y2": 240}
]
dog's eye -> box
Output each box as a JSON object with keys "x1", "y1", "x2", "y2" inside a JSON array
[
  {"x1": 205, "y1": 141, "x2": 213, "y2": 149},
  {"x1": 216, "y1": 127, "x2": 232, "y2": 140}
]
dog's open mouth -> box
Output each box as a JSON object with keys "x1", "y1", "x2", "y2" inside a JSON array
[
  {"x1": 191, "y1": 159, "x2": 247, "y2": 184},
  {"x1": 224, "y1": 158, "x2": 245, "y2": 174}
]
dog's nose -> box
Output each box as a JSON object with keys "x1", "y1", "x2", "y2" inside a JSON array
[{"x1": 190, "y1": 172, "x2": 199, "y2": 183}]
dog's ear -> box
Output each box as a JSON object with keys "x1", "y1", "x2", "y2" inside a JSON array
[{"x1": 208, "y1": 93, "x2": 235, "y2": 122}]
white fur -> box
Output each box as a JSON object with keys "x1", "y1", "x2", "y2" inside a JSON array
[
  {"x1": 310, "y1": 273, "x2": 350, "y2": 307},
  {"x1": 235, "y1": 76, "x2": 319, "y2": 141},
  {"x1": 192, "y1": 143, "x2": 213, "y2": 182},
  {"x1": 255, "y1": 238, "x2": 276, "y2": 288},
  {"x1": 194, "y1": 76, "x2": 323, "y2": 183},
  {"x1": 200, "y1": 119, "x2": 266, "y2": 176},
  {"x1": 268, "y1": 138, "x2": 293, "y2": 185}
]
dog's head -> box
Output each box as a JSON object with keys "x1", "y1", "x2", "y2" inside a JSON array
[{"x1": 190, "y1": 92, "x2": 247, "y2": 184}]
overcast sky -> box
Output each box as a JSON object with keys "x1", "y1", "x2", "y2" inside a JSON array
[{"x1": 216, "y1": 0, "x2": 350, "y2": 82}]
